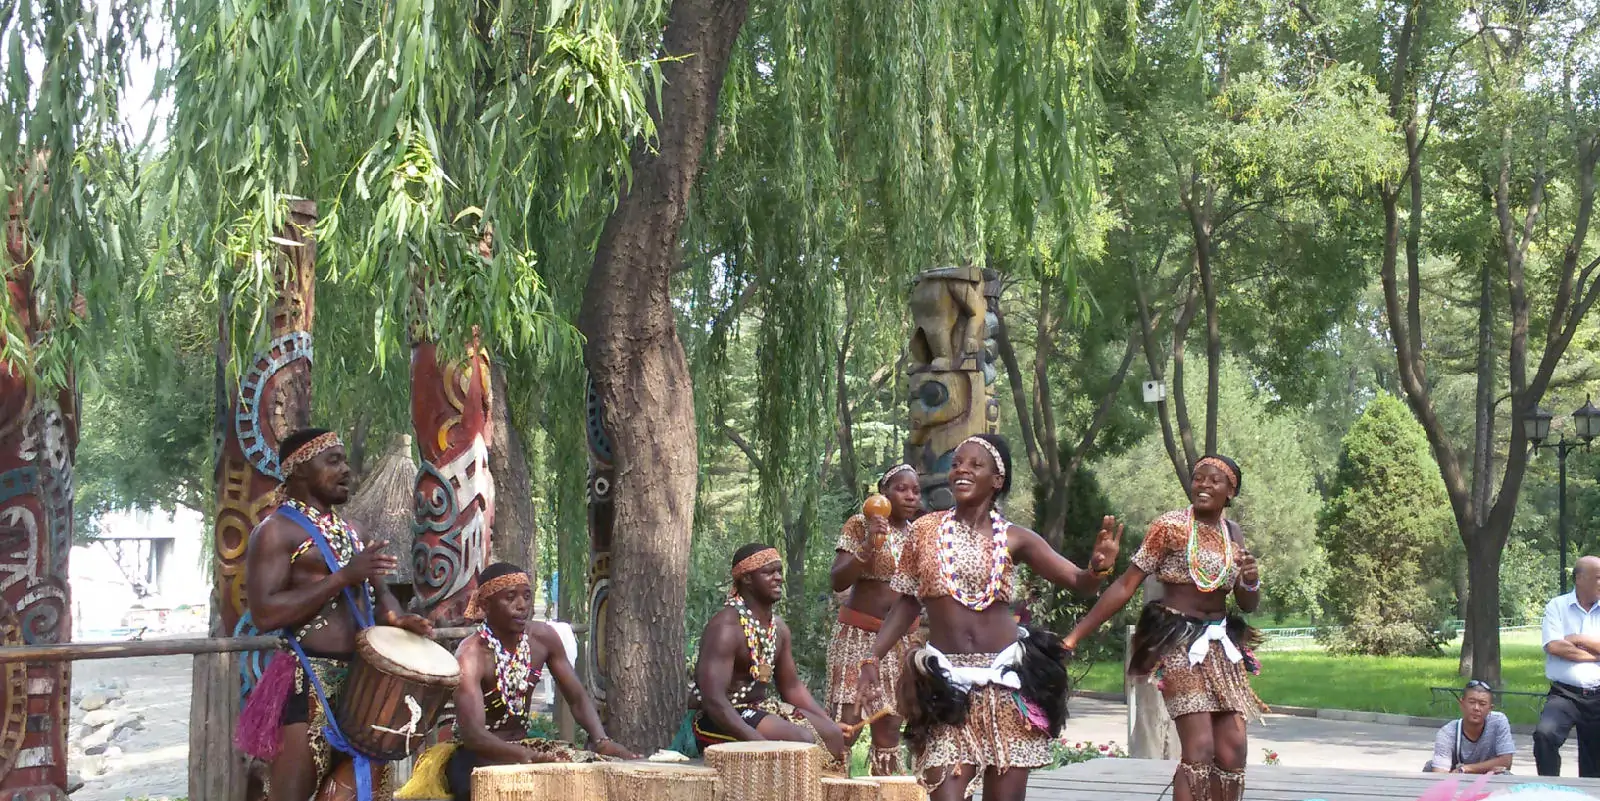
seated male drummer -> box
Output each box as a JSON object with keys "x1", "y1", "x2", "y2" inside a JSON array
[
  {"x1": 429, "y1": 562, "x2": 636, "y2": 801},
  {"x1": 242, "y1": 428, "x2": 433, "y2": 801},
  {"x1": 692, "y1": 544, "x2": 849, "y2": 763}
]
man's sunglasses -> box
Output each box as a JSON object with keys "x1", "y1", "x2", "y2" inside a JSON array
[{"x1": 1465, "y1": 679, "x2": 1494, "y2": 693}]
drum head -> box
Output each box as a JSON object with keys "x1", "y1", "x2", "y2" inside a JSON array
[{"x1": 360, "y1": 626, "x2": 461, "y2": 679}]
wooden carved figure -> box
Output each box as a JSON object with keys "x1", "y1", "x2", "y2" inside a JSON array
[{"x1": 584, "y1": 374, "x2": 614, "y2": 708}]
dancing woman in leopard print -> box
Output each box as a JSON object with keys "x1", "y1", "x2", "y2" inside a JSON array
[
  {"x1": 826, "y1": 465, "x2": 924, "y2": 775},
  {"x1": 1065, "y1": 455, "x2": 1267, "y2": 801},
  {"x1": 856, "y1": 435, "x2": 1123, "y2": 801}
]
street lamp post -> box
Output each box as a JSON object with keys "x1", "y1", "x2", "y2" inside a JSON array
[{"x1": 1524, "y1": 396, "x2": 1600, "y2": 593}]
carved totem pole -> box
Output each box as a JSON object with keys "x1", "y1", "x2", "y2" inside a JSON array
[
  {"x1": 905, "y1": 265, "x2": 1002, "y2": 510},
  {"x1": 214, "y1": 200, "x2": 318, "y2": 639},
  {"x1": 0, "y1": 184, "x2": 77, "y2": 800},
  {"x1": 583, "y1": 375, "x2": 614, "y2": 708},
  {"x1": 410, "y1": 334, "x2": 494, "y2": 625}
]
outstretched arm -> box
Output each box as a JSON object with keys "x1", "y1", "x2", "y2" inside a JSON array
[
  {"x1": 1010, "y1": 527, "x2": 1102, "y2": 598},
  {"x1": 537, "y1": 627, "x2": 635, "y2": 758},
  {"x1": 1062, "y1": 566, "x2": 1148, "y2": 651}
]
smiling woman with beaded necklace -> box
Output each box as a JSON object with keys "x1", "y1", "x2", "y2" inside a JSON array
[
  {"x1": 857, "y1": 434, "x2": 1123, "y2": 801},
  {"x1": 1064, "y1": 455, "x2": 1267, "y2": 801}
]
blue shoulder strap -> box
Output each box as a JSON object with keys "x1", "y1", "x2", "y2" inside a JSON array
[{"x1": 275, "y1": 503, "x2": 383, "y2": 800}]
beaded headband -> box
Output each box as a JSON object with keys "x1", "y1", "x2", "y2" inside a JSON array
[
  {"x1": 959, "y1": 436, "x2": 1006, "y2": 477},
  {"x1": 732, "y1": 547, "x2": 782, "y2": 579},
  {"x1": 464, "y1": 571, "x2": 530, "y2": 620},
  {"x1": 1195, "y1": 456, "x2": 1238, "y2": 491},
  {"x1": 281, "y1": 432, "x2": 343, "y2": 480},
  {"x1": 879, "y1": 463, "x2": 917, "y2": 489}
]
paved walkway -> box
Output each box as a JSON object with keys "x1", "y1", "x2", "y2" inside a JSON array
[{"x1": 1065, "y1": 697, "x2": 1582, "y2": 775}]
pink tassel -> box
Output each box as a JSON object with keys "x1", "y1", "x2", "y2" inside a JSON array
[
  {"x1": 234, "y1": 652, "x2": 297, "y2": 760},
  {"x1": 1021, "y1": 698, "x2": 1051, "y2": 732},
  {"x1": 1457, "y1": 773, "x2": 1492, "y2": 801},
  {"x1": 1416, "y1": 777, "x2": 1460, "y2": 801}
]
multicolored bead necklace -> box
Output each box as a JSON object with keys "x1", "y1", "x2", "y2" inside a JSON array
[
  {"x1": 726, "y1": 591, "x2": 778, "y2": 683},
  {"x1": 1185, "y1": 506, "x2": 1234, "y2": 591},
  {"x1": 479, "y1": 623, "x2": 539, "y2": 726},
  {"x1": 283, "y1": 497, "x2": 374, "y2": 612},
  {"x1": 936, "y1": 509, "x2": 1011, "y2": 611}
]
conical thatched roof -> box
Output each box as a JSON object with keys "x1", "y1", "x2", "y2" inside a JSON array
[{"x1": 344, "y1": 434, "x2": 417, "y2": 587}]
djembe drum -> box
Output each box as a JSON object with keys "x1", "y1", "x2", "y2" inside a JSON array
[
  {"x1": 473, "y1": 763, "x2": 608, "y2": 801},
  {"x1": 606, "y1": 762, "x2": 718, "y2": 801},
  {"x1": 871, "y1": 776, "x2": 927, "y2": 801},
  {"x1": 335, "y1": 625, "x2": 461, "y2": 760},
  {"x1": 704, "y1": 741, "x2": 825, "y2": 801},
  {"x1": 823, "y1": 777, "x2": 882, "y2": 801}
]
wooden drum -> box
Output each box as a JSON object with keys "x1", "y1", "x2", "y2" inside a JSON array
[
  {"x1": 605, "y1": 762, "x2": 718, "y2": 801},
  {"x1": 870, "y1": 776, "x2": 928, "y2": 801},
  {"x1": 704, "y1": 741, "x2": 824, "y2": 801},
  {"x1": 473, "y1": 763, "x2": 607, "y2": 801},
  {"x1": 335, "y1": 625, "x2": 461, "y2": 761},
  {"x1": 823, "y1": 777, "x2": 882, "y2": 801}
]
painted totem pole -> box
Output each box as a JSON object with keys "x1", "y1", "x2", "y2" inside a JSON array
[
  {"x1": 583, "y1": 375, "x2": 614, "y2": 708},
  {"x1": 410, "y1": 334, "x2": 494, "y2": 625},
  {"x1": 213, "y1": 200, "x2": 317, "y2": 639},
  {"x1": 905, "y1": 265, "x2": 1002, "y2": 510},
  {"x1": 0, "y1": 183, "x2": 77, "y2": 800}
]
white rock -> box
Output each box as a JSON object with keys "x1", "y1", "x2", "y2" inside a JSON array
[
  {"x1": 81, "y1": 724, "x2": 114, "y2": 755},
  {"x1": 111, "y1": 712, "x2": 144, "y2": 735},
  {"x1": 77, "y1": 755, "x2": 106, "y2": 778},
  {"x1": 100, "y1": 686, "x2": 123, "y2": 702},
  {"x1": 103, "y1": 746, "x2": 122, "y2": 759},
  {"x1": 81, "y1": 709, "x2": 117, "y2": 728},
  {"x1": 64, "y1": 770, "x2": 84, "y2": 794},
  {"x1": 78, "y1": 693, "x2": 108, "y2": 712}
]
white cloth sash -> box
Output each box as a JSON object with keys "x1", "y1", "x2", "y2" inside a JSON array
[
  {"x1": 1188, "y1": 620, "x2": 1243, "y2": 666},
  {"x1": 921, "y1": 627, "x2": 1028, "y2": 690}
]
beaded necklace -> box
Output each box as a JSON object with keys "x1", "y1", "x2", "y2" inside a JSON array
[
  {"x1": 726, "y1": 591, "x2": 778, "y2": 683},
  {"x1": 1186, "y1": 506, "x2": 1235, "y2": 591},
  {"x1": 936, "y1": 509, "x2": 1011, "y2": 611},
  {"x1": 479, "y1": 623, "x2": 538, "y2": 726},
  {"x1": 283, "y1": 498, "x2": 374, "y2": 613}
]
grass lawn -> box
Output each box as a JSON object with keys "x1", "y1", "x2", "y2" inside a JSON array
[{"x1": 1074, "y1": 630, "x2": 1553, "y2": 725}]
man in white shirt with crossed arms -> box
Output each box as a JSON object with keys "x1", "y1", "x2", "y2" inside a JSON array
[{"x1": 1538, "y1": 555, "x2": 1600, "y2": 776}]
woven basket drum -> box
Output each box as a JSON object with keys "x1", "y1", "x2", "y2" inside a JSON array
[
  {"x1": 604, "y1": 763, "x2": 718, "y2": 801},
  {"x1": 822, "y1": 776, "x2": 882, "y2": 801},
  {"x1": 870, "y1": 776, "x2": 928, "y2": 801},
  {"x1": 703, "y1": 741, "x2": 824, "y2": 801},
  {"x1": 472, "y1": 763, "x2": 608, "y2": 801}
]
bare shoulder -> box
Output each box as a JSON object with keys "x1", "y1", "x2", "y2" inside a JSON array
[
  {"x1": 455, "y1": 631, "x2": 488, "y2": 661},
  {"x1": 250, "y1": 513, "x2": 304, "y2": 554},
  {"x1": 527, "y1": 622, "x2": 567, "y2": 656}
]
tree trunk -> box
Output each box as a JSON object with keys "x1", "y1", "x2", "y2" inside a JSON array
[
  {"x1": 410, "y1": 337, "x2": 494, "y2": 625},
  {"x1": 577, "y1": 0, "x2": 751, "y2": 750},
  {"x1": 1464, "y1": 531, "x2": 1505, "y2": 685},
  {"x1": 348, "y1": 411, "x2": 372, "y2": 484},
  {"x1": 1190, "y1": 209, "x2": 1221, "y2": 455},
  {"x1": 488, "y1": 360, "x2": 536, "y2": 568},
  {"x1": 0, "y1": 190, "x2": 77, "y2": 798},
  {"x1": 835, "y1": 302, "x2": 860, "y2": 496}
]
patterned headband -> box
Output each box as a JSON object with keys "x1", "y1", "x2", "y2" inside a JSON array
[
  {"x1": 732, "y1": 548, "x2": 782, "y2": 579},
  {"x1": 960, "y1": 436, "x2": 1006, "y2": 477},
  {"x1": 879, "y1": 464, "x2": 917, "y2": 488},
  {"x1": 1195, "y1": 456, "x2": 1238, "y2": 491},
  {"x1": 464, "y1": 572, "x2": 530, "y2": 621},
  {"x1": 281, "y1": 432, "x2": 343, "y2": 480}
]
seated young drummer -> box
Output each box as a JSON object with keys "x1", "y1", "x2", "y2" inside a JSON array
[
  {"x1": 692, "y1": 544, "x2": 849, "y2": 763},
  {"x1": 440, "y1": 563, "x2": 636, "y2": 801}
]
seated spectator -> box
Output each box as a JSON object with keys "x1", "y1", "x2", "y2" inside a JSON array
[{"x1": 1427, "y1": 680, "x2": 1514, "y2": 775}]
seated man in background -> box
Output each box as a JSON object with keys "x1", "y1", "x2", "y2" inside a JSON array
[
  {"x1": 396, "y1": 563, "x2": 634, "y2": 801},
  {"x1": 692, "y1": 544, "x2": 848, "y2": 765},
  {"x1": 1427, "y1": 681, "x2": 1514, "y2": 775}
]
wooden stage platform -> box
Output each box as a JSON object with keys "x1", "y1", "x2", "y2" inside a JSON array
[{"x1": 1018, "y1": 759, "x2": 1600, "y2": 800}]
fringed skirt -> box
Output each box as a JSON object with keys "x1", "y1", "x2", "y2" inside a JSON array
[
  {"x1": 825, "y1": 607, "x2": 915, "y2": 719},
  {"x1": 899, "y1": 628, "x2": 1069, "y2": 796},
  {"x1": 1130, "y1": 602, "x2": 1268, "y2": 720}
]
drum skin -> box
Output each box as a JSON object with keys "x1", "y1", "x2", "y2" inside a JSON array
[{"x1": 335, "y1": 626, "x2": 462, "y2": 761}]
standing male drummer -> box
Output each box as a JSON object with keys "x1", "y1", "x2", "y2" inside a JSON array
[{"x1": 243, "y1": 428, "x2": 434, "y2": 801}]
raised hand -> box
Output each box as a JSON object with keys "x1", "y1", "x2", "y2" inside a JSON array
[
  {"x1": 388, "y1": 612, "x2": 434, "y2": 637},
  {"x1": 865, "y1": 515, "x2": 891, "y2": 552},
  {"x1": 1236, "y1": 548, "x2": 1259, "y2": 587},
  {"x1": 1089, "y1": 516, "x2": 1124, "y2": 573},
  {"x1": 339, "y1": 541, "x2": 399, "y2": 584}
]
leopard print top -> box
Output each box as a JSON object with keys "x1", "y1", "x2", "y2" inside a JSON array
[
  {"x1": 891, "y1": 512, "x2": 1018, "y2": 602},
  {"x1": 836, "y1": 514, "x2": 910, "y2": 582},
  {"x1": 1131, "y1": 509, "x2": 1237, "y2": 586}
]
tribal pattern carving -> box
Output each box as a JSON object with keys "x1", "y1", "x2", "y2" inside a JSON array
[
  {"x1": 235, "y1": 331, "x2": 314, "y2": 480},
  {"x1": 411, "y1": 341, "x2": 494, "y2": 623},
  {"x1": 584, "y1": 372, "x2": 613, "y2": 703}
]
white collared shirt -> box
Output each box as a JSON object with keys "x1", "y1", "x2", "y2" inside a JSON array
[{"x1": 1543, "y1": 592, "x2": 1600, "y2": 688}]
